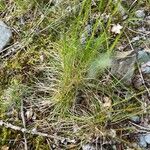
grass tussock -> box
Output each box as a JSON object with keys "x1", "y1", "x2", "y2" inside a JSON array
[{"x1": 0, "y1": 0, "x2": 150, "y2": 149}]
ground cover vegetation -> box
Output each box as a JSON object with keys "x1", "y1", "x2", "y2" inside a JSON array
[{"x1": 0, "y1": 0, "x2": 150, "y2": 149}]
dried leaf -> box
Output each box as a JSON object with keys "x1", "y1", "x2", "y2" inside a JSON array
[
  {"x1": 103, "y1": 97, "x2": 112, "y2": 108},
  {"x1": 26, "y1": 108, "x2": 33, "y2": 120},
  {"x1": 111, "y1": 24, "x2": 123, "y2": 34}
]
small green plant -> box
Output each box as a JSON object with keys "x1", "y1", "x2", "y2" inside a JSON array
[
  {"x1": 14, "y1": 0, "x2": 34, "y2": 15},
  {"x1": 0, "y1": 0, "x2": 5, "y2": 11},
  {"x1": 0, "y1": 80, "x2": 28, "y2": 114}
]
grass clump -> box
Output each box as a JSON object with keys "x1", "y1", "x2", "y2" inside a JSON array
[{"x1": 0, "y1": 0, "x2": 150, "y2": 149}]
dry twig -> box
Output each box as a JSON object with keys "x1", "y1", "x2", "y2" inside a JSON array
[
  {"x1": 21, "y1": 99, "x2": 28, "y2": 150},
  {"x1": 130, "y1": 121, "x2": 150, "y2": 134},
  {"x1": 0, "y1": 120, "x2": 61, "y2": 140}
]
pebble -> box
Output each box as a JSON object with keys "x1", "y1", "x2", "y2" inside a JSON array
[
  {"x1": 141, "y1": 61, "x2": 150, "y2": 74},
  {"x1": 130, "y1": 116, "x2": 140, "y2": 123},
  {"x1": 139, "y1": 135, "x2": 147, "y2": 148},
  {"x1": 80, "y1": 33, "x2": 86, "y2": 45},
  {"x1": 137, "y1": 27, "x2": 146, "y2": 33},
  {"x1": 82, "y1": 144, "x2": 95, "y2": 150},
  {"x1": 135, "y1": 10, "x2": 145, "y2": 18},
  {"x1": 111, "y1": 53, "x2": 136, "y2": 85},
  {"x1": 137, "y1": 50, "x2": 150, "y2": 64},
  {"x1": 84, "y1": 24, "x2": 92, "y2": 36},
  {"x1": 131, "y1": 36, "x2": 140, "y2": 42},
  {"x1": 80, "y1": 24, "x2": 92, "y2": 45},
  {"x1": 0, "y1": 20, "x2": 12, "y2": 51},
  {"x1": 144, "y1": 134, "x2": 150, "y2": 144}
]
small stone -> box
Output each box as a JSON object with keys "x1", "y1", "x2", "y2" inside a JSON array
[
  {"x1": 144, "y1": 134, "x2": 150, "y2": 144},
  {"x1": 80, "y1": 33, "x2": 86, "y2": 45},
  {"x1": 141, "y1": 61, "x2": 150, "y2": 74},
  {"x1": 0, "y1": 20, "x2": 12, "y2": 51},
  {"x1": 84, "y1": 24, "x2": 92, "y2": 36},
  {"x1": 80, "y1": 24, "x2": 92, "y2": 45},
  {"x1": 132, "y1": 36, "x2": 140, "y2": 42},
  {"x1": 135, "y1": 10, "x2": 145, "y2": 18},
  {"x1": 139, "y1": 135, "x2": 147, "y2": 148},
  {"x1": 82, "y1": 144, "x2": 95, "y2": 150},
  {"x1": 137, "y1": 50, "x2": 150, "y2": 64},
  {"x1": 111, "y1": 53, "x2": 136, "y2": 85},
  {"x1": 137, "y1": 27, "x2": 146, "y2": 32},
  {"x1": 130, "y1": 116, "x2": 140, "y2": 123}
]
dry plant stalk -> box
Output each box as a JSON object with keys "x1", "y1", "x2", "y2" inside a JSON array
[{"x1": 0, "y1": 120, "x2": 61, "y2": 140}]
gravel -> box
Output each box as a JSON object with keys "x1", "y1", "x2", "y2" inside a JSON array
[
  {"x1": 144, "y1": 134, "x2": 150, "y2": 144},
  {"x1": 137, "y1": 50, "x2": 150, "y2": 64},
  {"x1": 135, "y1": 10, "x2": 145, "y2": 18},
  {"x1": 82, "y1": 144, "x2": 95, "y2": 150},
  {"x1": 111, "y1": 53, "x2": 136, "y2": 85},
  {"x1": 141, "y1": 61, "x2": 150, "y2": 74},
  {"x1": 80, "y1": 24, "x2": 92, "y2": 45},
  {"x1": 139, "y1": 135, "x2": 147, "y2": 148},
  {"x1": 130, "y1": 116, "x2": 140, "y2": 123},
  {"x1": 0, "y1": 20, "x2": 12, "y2": 51}
]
